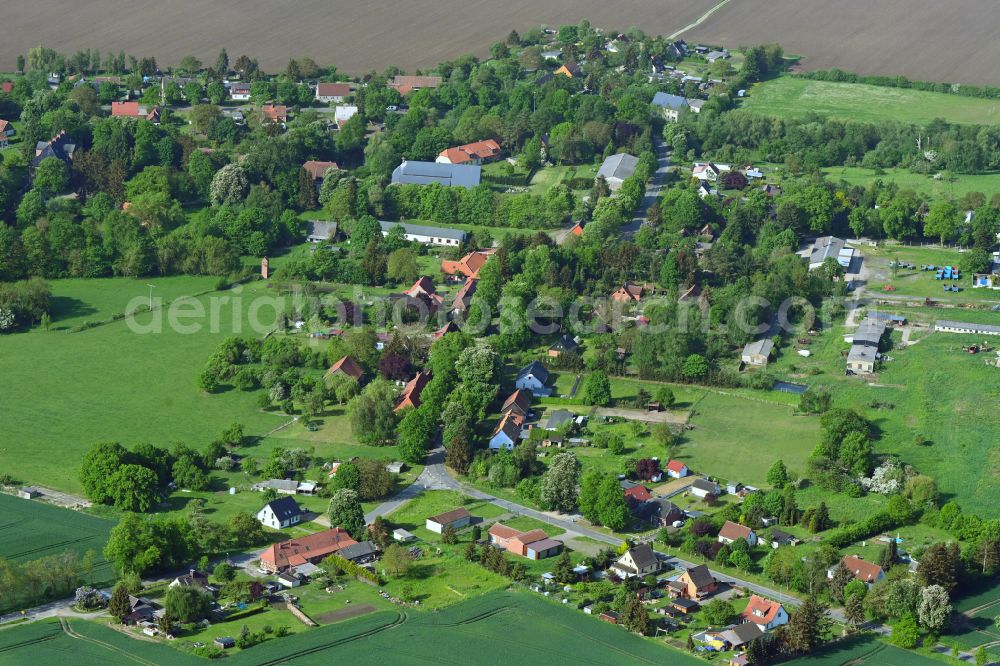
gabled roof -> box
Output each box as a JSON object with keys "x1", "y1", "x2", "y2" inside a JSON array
[
  {"x1": 379, "y1": 220, "x2": 467, "y2": 241},
  {"x1": 721, "y1": 622, "x2": 764, "y2": 646},
  {"x1": 622, "y1": 543, "x2": 658, "y2": 570},
  {"x1": 517, "y1": 360, "x2": 549, "y2": 384},
  {"x1": 637, "y1": 498, "x2": 681, "y2": 521},
  {"x1": 427, "y1": 507, "x2": 471, "y2": 526},
  {"x1": 492, "y1": 412, "x2": 525, "y2": 442},
  {"x1": 261, "y1": 104, "x2": 288, "y2": 122},
  {"x1": 451, "y1": 277, "x2": 478, "y2": 311},
  {"x1": 433, "y1": 321, "x2": 460, "y2": 338},
  {"x1": 438, "y1": 139, "x2": 501, "y2": 164},
  {"x1": 388, "y1": 75, "x2": 442, "y2": 95},
  {"x1": 612, "y1": 282, "x2": 644, "y2": 301},
  {"x1": 597, "y1": 153, "x2": 639, "y2": 181},
  {"x1": 305, "y1": 220, "x2": 338, "y2": 242},
  {"x1": 441, "y1": 249, "x2": 493, "y2": 278},
  {"x1": 549, "y1": 334, "x2": 579, "y2": 353},
  {"x1": 719, "y1": 521, "x2": 753, "y2": 541},
  {"x1": 488, "y1": 523, "x2": 521, "y2": 540},
  {"x1": 651, "y1": 92, "x2": 689, "y2": 110},
  {"x1": 32, "y1": 131, "x2": 76, "y2": 167},
  {"x1": 326, "y1": 356, "x2": 363, "y2": 380},
  {"x1": 843, "y1": 555, "x2": 884, "y2": 583},
  {"x1": 742, "y1": 338, "x2": 774, "y2": 357},
  {"x1": 624, "y1": 485, "x2": 652, "y2": 503},
  {"x1": 316, "y1": 82, "x2": 351, "y2": 97},
  {"x1": 262, "y1": 496, "x2": 302, "y2": 521},
  {"x1": 303, "y1": 160, "x2": 339, "y2": 180},
  {"x1": 682, "y1": 564, "x2": 714, "y2": 588},
  {"x1": 742, "y1": 595, "x2": 785, "y2": 625},
  {"x1": 259, "y1": 528, "x2": 358, "y2": 570},
  {"x1": 501, "y1": 389, "x2": 532, "y2": 415},
  {"x1": 666, "y1": 460, "x2": 687, "y2": 473},
  {"x1": 405, "y1": 276, "x2": 437, "y2": 297},
  {"x1": 391, "y1": 160, "x2": 481, "y2": 188},
  {"x1": 545, "y1": 409, "x2": 574, "y2": 430},
  {"x1": 691, "y1": 478, "x2": 719, "y2": 494},
  {"x1": 338, "y1": 540, "x2": 379, "y2": 561},
  {"x1": 395, "y1": 370, "x2": 431, "y2": 412}
]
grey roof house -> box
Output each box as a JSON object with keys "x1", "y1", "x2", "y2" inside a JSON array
[
  {"x1": 378, "y1": 221, "x2": 466, "y2": 247},
  {"x1": 391, "y1": 160, "x2": 481, "y2": 188},
  {"x1": 305, "y1": 220, "x2": 338, "y2": 243},
  {"x1": 597, "y1": 153, "x2": 639, "y2": 191}
]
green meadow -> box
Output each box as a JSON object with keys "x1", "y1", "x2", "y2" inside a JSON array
[{"x1": 745, "y1": 77, "x2": 1000, "y2": 126}]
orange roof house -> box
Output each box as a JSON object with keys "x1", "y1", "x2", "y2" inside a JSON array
[
  {"x1": 441, "y1": 250, "x2": 494, "y2": 280},
  {"x1": 569, "y1": 221, "x2": 585, "y2": 237},
  {"x1": 388, "y1": 75, "x2": 442, "y2": 96},
  {"x1": 501, "y1": 389, "x2": 531, "y2": 418},
  {"x1": 325, "y1": 356, "x2": 364, "y2": 381},
  {"x1": 258, "y1": 527, "x2": 358, "y2": 572},
  {"x1": 437, "y1": 139, "x2": 501, "y2": 165},
  {"x1": 405, "y1": 276, "x2": 437, "y2": 298},
  {"x1": 674, "y1": 564, "x2": 717, "y2": 599},
  {"x1": 262, "y1": 104, "x2": 288, "y2": 123},
  {"x1": 394, "y1": 370, "x2": 432, "y2": 412},
  {"x1": 111, "y1": 101, "x2": 161, "y2": 123},
  {"x1": 555, "y1": 62, "x2": 583, "y2": 78},
  {"x1": 450, "y1": 277, "x2": 478, "y2": 313},
  {"x1": 741, "y1": 595, "x2": 789, "y2": 631},
  {"x1": 488, "y1": 523, "x2": 562, "y2": 560},
  {"x1": 718, "y1": 520, "x2": 757, "y2": 547},
  {"x1": 838, "y1": 555, "x2": 886, "y2": 584},
  {"x1": 433, "y1": 321, "x2": 460, "y2": 339},
  {"x1": 624, "y1": 485, "x2": 652, "y2": 505},
  {"x1": 611, "y1": 282, "x2": 645, "y2": 303},
  {"x1": 303, "y1": 160, "x2": 339, "y2": 181}
]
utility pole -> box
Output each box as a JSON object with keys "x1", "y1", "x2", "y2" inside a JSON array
[{"x1": 146, "y1": 284, "x2": 155, "y2": 309}]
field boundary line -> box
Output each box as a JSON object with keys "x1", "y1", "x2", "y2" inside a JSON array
[
  {"x1": 669, "y1": 0, "x2": 733, "y2": 39},
  {"x1": 58, "y1": 618, "x2": 158, "y2": 666}
]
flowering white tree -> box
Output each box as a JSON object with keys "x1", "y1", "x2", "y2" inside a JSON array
[
  {"x1": 859, "y1": 460, "x2": 903, "y2": 495},
  {"x1": 917, "y1": 585, "x2": 952, "y2": 632},
  {"x1": 210, "y1": 163, "x2": 249, "y2": 206}
]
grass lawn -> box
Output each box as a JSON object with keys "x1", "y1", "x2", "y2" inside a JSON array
[
  {"x1": 823, "y1": 166, "x2": 1000, "y2": 202},
  {"x1": 745, "y1": 77, "x2": 1000, "y2": 126},
  {"x1": 0, "y1": 279, "x2": 289, "y2": 494},
  {"x1": 526, "y1": 164, "x2": 598, "y2": 195},
  {"x1": 862, "y1": 245, "x2": 1000, "y2": 304},
  {"x1": 680, "y1": 390, "x2": 821, "y2": 487},
  {"x1": 766, "y1": 309, "x2": 1000, "y2": 518}
]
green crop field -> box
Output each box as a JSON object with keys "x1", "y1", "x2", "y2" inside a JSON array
[
  {"x1": 0, "y1": 592, "x2": 705, "y2": 664},
  {"x1": 948, "y1": 579, "x2": 1000, "y2": 657},
  {"x1": 823, "y1": 167, "x2": 1000, "y2": 202},
  {"x1": 0, "y1": 494, "x2": 113, "y2": 580},
  {"x1": 745, "y1": 77, "x2": 1000, "y2": 126},
  {"x1": 784, "y1": 635, "x2": 946, "y2": 665}
]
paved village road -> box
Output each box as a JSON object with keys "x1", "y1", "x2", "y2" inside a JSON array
[{"x1": 622, "y1": 135, "x2": 670, "y2": 236}]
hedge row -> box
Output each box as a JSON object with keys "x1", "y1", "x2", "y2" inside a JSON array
[
  {"x1": 823, "y1": 511, "x2": 899, "y2": 549},
  {"x1": 326, "y1": 553, "x2": 380, "y2": 585}
]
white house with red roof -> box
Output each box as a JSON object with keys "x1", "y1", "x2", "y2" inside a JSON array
[
  {"x1": 315, "y1": 82, "x2": 351, "y2": 103},
  {"x1": 831, "y1": 555, "x2": 886, "y2": 585},
  {"x1": 666, "y1": 460, "x2": 688, "y2": 479},
  {"x1": 718, "y1": 520, "x2": 758, "y2": 547},
  {"x1": 741, "y1": 595, "x2": 789, "y2": 631}
]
